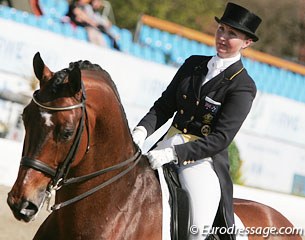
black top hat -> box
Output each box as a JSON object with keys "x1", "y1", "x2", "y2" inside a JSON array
[{"x1": 215, "y1": 2, "x2": 262, "y2": 42}]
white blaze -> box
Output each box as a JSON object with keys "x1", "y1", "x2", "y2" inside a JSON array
[{"x1": 41, "y1": 112, "x2": 54, "y2": 127}]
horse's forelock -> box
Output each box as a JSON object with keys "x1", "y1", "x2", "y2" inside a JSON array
[
  {"x1": 69, "y1": 60, "x2": 103, "y2": 72},
  {"x1": 54, "y1": 69, "x2": 69, "y2": 83},
  {"x1": 49, "y1": 69, "x2": 70, "y2": 93}
]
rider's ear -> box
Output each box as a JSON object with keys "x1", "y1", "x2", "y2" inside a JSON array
[
  {"x1": 33, "y1": 52, "x2": 52, "y2": 85},
  {"x1": 68, "y1": 65, "x2": 82, "y2": 94}
]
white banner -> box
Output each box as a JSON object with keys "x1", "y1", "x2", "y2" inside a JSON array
[
  {"x1": 235, "y1": 131, "x2": 305, "y2": 192},
  {"x1": 235, "y1": 92, "x2": 305, "y2": 193},
  {"x1": 242, "y1": 92, "x2": 305, "y2": 147}
]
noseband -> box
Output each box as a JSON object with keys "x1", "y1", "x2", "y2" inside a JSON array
[{"x1": 20, "y1": 83, "x2": 142, "y2": 211}]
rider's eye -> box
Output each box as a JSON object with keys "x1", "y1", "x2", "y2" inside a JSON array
[{"x1": 229, "y1": 31, "x2": 237, "y2": 37}]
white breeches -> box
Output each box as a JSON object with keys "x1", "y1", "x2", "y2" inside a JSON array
[{"x1": 155, "y1": 134, "x2": 221, "y2": 239}]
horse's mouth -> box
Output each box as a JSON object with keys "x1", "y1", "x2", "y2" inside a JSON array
[{"x1": 7, "y1": 198, "x2": 40, "y2": 222}]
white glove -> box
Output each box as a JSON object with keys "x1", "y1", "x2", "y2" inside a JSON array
[
  {"x1": 131, "y1": 126, "x2": 147, "y2": 149},
  {"x1": 147, "y1": 147, "x2": 178, "y2": 170}
]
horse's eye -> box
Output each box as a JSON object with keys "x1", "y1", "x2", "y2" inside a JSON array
[{"x1": 60, "y1": 129, "x2": 74, "y2": 141}]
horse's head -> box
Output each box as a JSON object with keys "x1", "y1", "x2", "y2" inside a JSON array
[{"x1": 7, "y1": 52, "x2": 88, "y2": 222}]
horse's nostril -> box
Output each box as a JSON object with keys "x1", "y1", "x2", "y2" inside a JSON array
[
  {"x1": 20, "y1": 201, "x2": 38, "y2": 217},
  {"x1": 7, "y1": 197, "x2": 39, "y2": 222}
]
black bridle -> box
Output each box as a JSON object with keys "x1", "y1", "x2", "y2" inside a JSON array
[{"x1": 20, "y1": 83, "x2": 141, "y2": 211}]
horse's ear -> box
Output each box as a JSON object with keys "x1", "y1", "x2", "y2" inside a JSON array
[
  {"x1": 33, "y1": 52, "x2": 52, "y2": 84},
  {"x1": 68, "y1": 65, "x2": 82, "y2": 93}
]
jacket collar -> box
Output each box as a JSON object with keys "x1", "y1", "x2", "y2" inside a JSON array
[
  {"x1": 192, "y1": 59, "x2": 244, "y2": 100},
  {"x1": 208, "y1": 54, "x2": 241, "y2": 74}
]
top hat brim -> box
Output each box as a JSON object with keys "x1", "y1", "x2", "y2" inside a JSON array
[{"x1": 215, "y1": 17, "x2": 259, "y2": 42}]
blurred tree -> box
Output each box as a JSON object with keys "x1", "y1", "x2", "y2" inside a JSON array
[
  {"x1": 228, "y1": 141, "x2": 244, "y2": 184},
  {"x1": 110, "y1": 0, "x2": 305, "y2": 64},
  {"x1": 232, "y1": 0, "x2": 305, "y2": 63},
  {"x1": 110, "y1": 0, "x2": 224, "y2": 34},
  {"x1": 297, "y1": 0, "x2": 305, "y2": 63}
]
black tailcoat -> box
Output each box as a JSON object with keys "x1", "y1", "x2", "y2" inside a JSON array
[{"x1": 138, "y1": 55, "x2": 256, "y2": 239}]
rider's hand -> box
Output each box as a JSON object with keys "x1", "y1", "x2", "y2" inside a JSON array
[
  {"x1": 147, "y1": 147, "x2": 178, "y2": 170},
  {"x1": 131, "y1": 126, "x2": 147, "y2": 149}
]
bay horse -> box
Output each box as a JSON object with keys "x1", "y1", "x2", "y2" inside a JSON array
[{"x1": 7, "y1": 52, "x2": 301, "y2": 240}]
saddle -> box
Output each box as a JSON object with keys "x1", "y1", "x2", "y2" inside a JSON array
[
  {"x1": 163, "y1": 163, "x2": 191, "y2": 240},
  {"x1": 163, "y1": 163, "x2": 221, "y2": 240}
]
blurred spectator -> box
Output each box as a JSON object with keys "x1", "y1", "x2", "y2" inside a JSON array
[
  {"x1": 67, "y1": 0, "x2": 120, "y2": 50},
  {"x1": 0, "y1": 121, "x2": 8, "y2": 138},
  {"x1": 0, "y1": 0, "x2": 12, "y2": 7}
]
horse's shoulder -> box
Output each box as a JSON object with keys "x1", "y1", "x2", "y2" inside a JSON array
[{"x1": 34, "y1": 214, "x2": 59, "y2": 240}]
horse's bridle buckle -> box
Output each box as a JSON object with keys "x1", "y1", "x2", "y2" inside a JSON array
[{"x1": 51, "y1": 178, "x2": 64, "y2": 191}]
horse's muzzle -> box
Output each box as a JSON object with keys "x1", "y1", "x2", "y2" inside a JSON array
[{"x1": 7, "y1": 193, "x2": 42, "y2": 222}]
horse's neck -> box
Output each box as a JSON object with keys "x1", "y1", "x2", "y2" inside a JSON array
[
  {"x1": 53, "y1": 79, "x2": 145, "y2": 228},
  {"x1": 55, "y1": 120, "x2": 136, "y2": 209},
  {"x1": 88, "y1": 84, "x2": 133, "y2": 155}
]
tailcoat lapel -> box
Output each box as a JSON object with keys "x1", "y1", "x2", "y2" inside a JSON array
[
  {"x1": 200, "y1": 59, "x2": 244, "y2": 99},
  {"x1": 192, "y1": 58, "x2": 209, "y2": 100}
]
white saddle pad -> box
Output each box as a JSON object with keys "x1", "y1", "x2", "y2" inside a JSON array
[
  {"x1": 157, "y1": 167, "x2": 171, "y2": 240},
  {"x1": 234, "y1": 213, "x2": 249, "y2": 240}
]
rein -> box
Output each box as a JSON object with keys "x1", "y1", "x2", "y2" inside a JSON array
[
  {"x1": 21, "y1": 83, "x2": 142, "y2": 211},
  {"x1": 51, "y1": 148, "x2": 141, "y2": 211}
]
